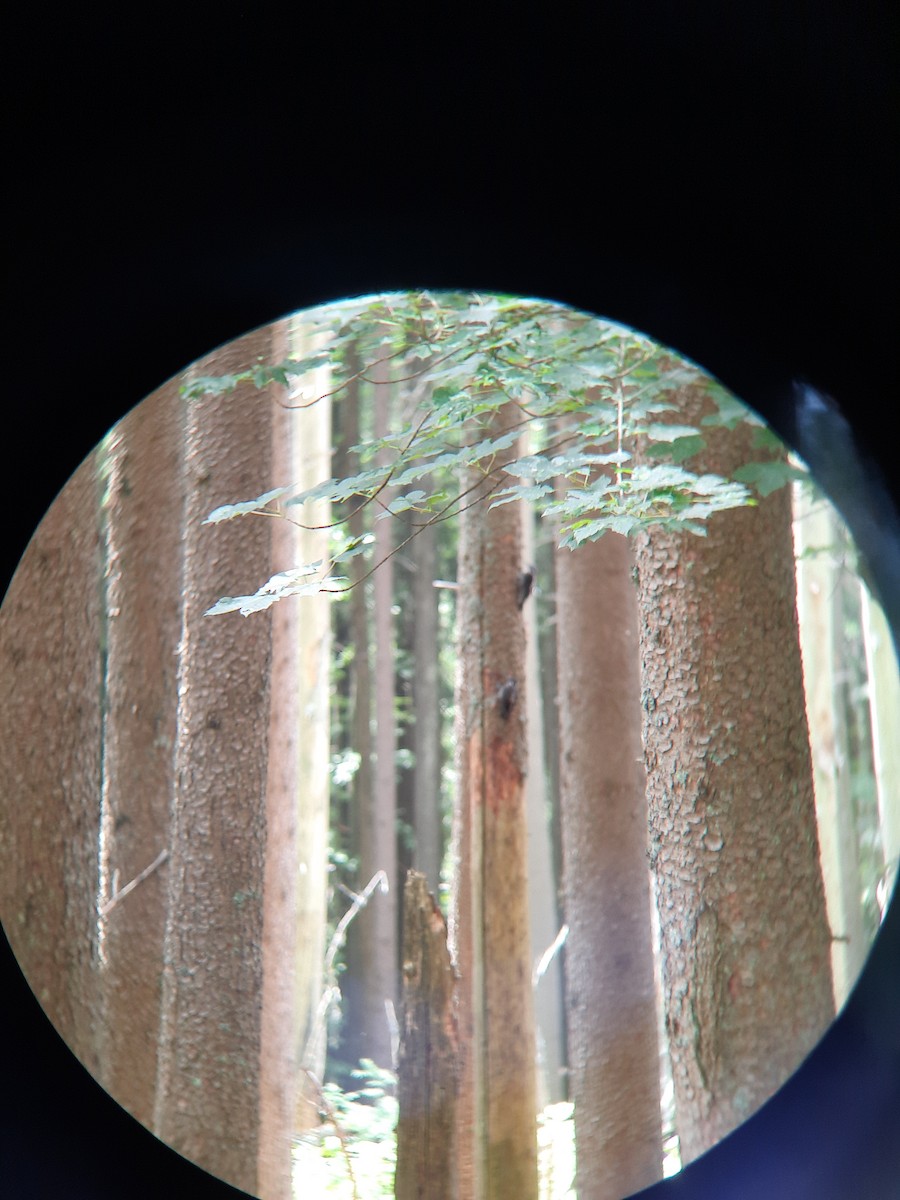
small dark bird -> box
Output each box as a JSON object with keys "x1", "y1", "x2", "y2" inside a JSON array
[
  {"x1": 497, "y1": 677, "x2": 518, "y2": 720},
  {"x1": 516, "y1": 564, "x2": 536, "y2": 610}
]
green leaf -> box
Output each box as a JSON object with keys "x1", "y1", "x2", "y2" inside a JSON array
[
  {"x1": 489, "y1": 482, "x2": 554, "y2": 507},
  {"x1": 204, "y1": 563, "x2": 340, "y2": 617},
  {"x1": 203, "y1": 486, "x2": 290, "y2": 525},
  {"x1": 381, "y1": 490, "x2": 427, "y2": 516},
  {"x1": 700, "y1": 386, "x2": 758, "y2": 430},
  {"x1": 644, "y1": 434, "x2": 706, "y2": 462},
  {"x1": 644, "y1": 423, "x2": 701, "y2": 443},
  {"x1": 332, "y1": 536, "x2": 374, "y2": 563},
  {"x1": 732, "y1": 459, "x2": 808, "y2": 497},
  {"x1": 182, "y1": 372, "x2": 248, "y2": 400}
]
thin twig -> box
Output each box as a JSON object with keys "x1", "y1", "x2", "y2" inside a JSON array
[
  {"x1": 300, "y1": 871, "x2": 390, "y2": 1073},
  {"x1": 532, "y1": 923, "x2": 569, "y2": 988},
  {"x1": 300, "y1": 1067, "x2": 362, "y2": 1200},
  {"x1": 99, "y1": 848, "x2": 168, "y2": 917}
]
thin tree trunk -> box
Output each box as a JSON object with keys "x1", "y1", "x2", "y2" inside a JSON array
[
  {"x1": 522, "y1": 505, "x2": 566, "y2": 1109},
  {"x1": 0, "y1": 457, "x2": 105, "y2": 1077},
  {"x1": 793, "y1": 486, "x2": 866, "y2": 1008},
  {"x1": 450, "y1": 399, "x2": 538, "y2": 1200},
  {"x1": 94, "y1": 378, "x2": 184, "y2": 1129},
  {"x1": 356, "y1": 355, "x2": 399, "y2": 1070},
  {"x1": 340, "y1": 353, "x2": 376, "y2": 1078},
  {"x1": 634, "y1": 384, "x2": 834, "y2": 1164},
  {"x1": 413, "y1": 519, "x2": 442, "y2": 892},
  {"x1": 153, "y1": 327, "x2": 275, "y2": 1195},
  {"x1": 395, "y1": 870, "x2": 458, "y2": 1200},
  {"x1": 258, "y1": 318, "x2": 332, "y2": 1196},
  {"x1": 860, "y1": 584, "x2": 900, "y2": 915},
  {"x1": 556, "y1": 531, "x2": 663, "y2": 1198}
]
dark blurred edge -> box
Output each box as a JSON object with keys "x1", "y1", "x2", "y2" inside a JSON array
[
  {"x1": 3, "y1": 8, "x2": 898, "y2": 1199},
  {"x1": 4, "y1": 263, "x2": 898, "y2": 1200}
]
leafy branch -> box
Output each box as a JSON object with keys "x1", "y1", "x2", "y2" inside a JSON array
[{"x1": 191, "y1": 292, "x2": 803, "y2": 615}]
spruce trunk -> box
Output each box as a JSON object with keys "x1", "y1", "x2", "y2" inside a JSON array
[
  {"x1": 633, "y1": 384, "x2": 834, "y2": 1163},
  {"x1": 450, "y1": 399, "x2": 538, "y2": 1200},
  {"x1": 556, "y1": 531, "x2": 663, "y2": 1196}
]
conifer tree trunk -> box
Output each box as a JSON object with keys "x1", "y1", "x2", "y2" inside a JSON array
[
  {"x1": 338, "y1": 347, "x2": 380, "y2": 1080},
  {"x1": 395, "y1": 870, "x2": 458, "y2": 1200},
  {"x1": 0, "y1": 455, "x2": 105, "y2": 1078},
  {"x1": 152, "y1": 327, "x2": 275, "y2": 1195},
  {"x1": 354, "y1": 355, "x2": 399, "y2": 1070},
  {"x1": 556, "y1": 531, "x2": 663, "y2": 1197},
  {"x1": 633, "y1": 383, "x2": 834, "y2": 1164},
  {"x1": 793, "y1": 489, "x2": 866, "y2": 1009},
  {"x1": 259, "y1": 318, "x2": 332, "y2": 1195},
  {"x1": 522, "y1": 505, "x2": 566, "y2": 1108},
  {"x1": 860, "y1": 585, "x2": 900, "y2": 911},
  {"x1": 412, "y1": 519, "x2": 442, "y2": 892},
  {"x1": 450, "y1": 399, "x2": 538, "y2": 1200},
  {"x1": 94, "y1": 377, "x2": 184, "y2": 1129}
]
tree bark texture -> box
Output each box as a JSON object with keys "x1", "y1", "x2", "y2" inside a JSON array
[
  {"x1": 450, "y1": 399, "x2": 538, "y2": 1200},
  {"x1": 152, "y1": 327, "x2": 275, "y2": 1195},
  {"x1": 356, "y1": 356, "x2": 399, "y2": 1070},
  {"x1": 94, "y1": 377, "x2": 184, "y2": 1129},
  {"x1": 257, "y1": 322, "x2": 301, "y2": 1199},
  {"x1": 633, "y1": 384, "x2": 834, "y2": 1164},
  {"x1": 556, "y1": 531, "x2": 663, "y2": 1198},
  {"x1": 340, "y1": 357, "x2": 377, "y2": 1079},
  {"x1": 860, "y1": 584, "x2": 900, "y2": 910},
  {"x1": 257, "y1": 317, "x2": 332, "y2": 1197},
  {"x1": 395, "y1": 870, "x2": 459, "y2": 1200},
  {"x1": 413, "y1": 520, "x2": 442, "y2": 893},
  {"x1": 522, "y1": 505, "x2": 566, "y2": 1108},
  {"x1": 793, "y1": 488, "x2": 866, "y2": 1009},
  {"x1": 0, "y1": 456, "x2": 105, "y2": 1077}
]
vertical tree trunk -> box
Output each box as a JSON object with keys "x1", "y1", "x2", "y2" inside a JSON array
[
  {"x1": 257, "y1": 319, "x2": 300, "y2": 1199},
  {"x1": 94, "y1": 377, "x2": 184, "y2": 1129},
  {"x1": 152, "y1": 327, "x2": 275, "y2": 1195},
  {"x1": 258, "y1": 318, "x2": 332, "y2": 1196},
  {"x1": 450, "y1": 399, "x2": 538, "y2": 1200},
  {"x1": 340, "y1": 352, "x2": 377, "y2": 1079},
  {"x1": 793, "y1": 487, "x2": 866, "y2": 1008},
  {"x1": 522, "y1": 505, "x2": 566, "y2": 1108},
  {"x1": 556, "y1": 531, "x2": 663, "y2": 1198},
  {"x1": 634, "y1": 384, "x2": 834, "y2": 1164},
  {"x1": 860, "y1": 584, "x2": 900, "y2": 913},
  {"x1": 412, "y1": 519, "x2": 442, "y2": 892},
  {"x1": 0, "y1": 457, "x2": 105, "y2": 1077},
  {"x1": 395, "y1": 870, "x2": 458, "y2": 1200},
  {"x1": 356, "y1": 356, "x2": 399, "y2": 1070}
]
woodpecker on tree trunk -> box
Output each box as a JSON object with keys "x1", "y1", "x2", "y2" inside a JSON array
[
  {"x1": 497, "y1": 677, "x2": 518, "y2": 720},
  {"x1": 516, "y1": 564, "x2": 536, "y2": 610}
]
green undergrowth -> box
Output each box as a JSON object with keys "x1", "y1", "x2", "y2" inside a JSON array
[{"x1": 292, "y1": 1062, "x2": 577, "y2": 1199}]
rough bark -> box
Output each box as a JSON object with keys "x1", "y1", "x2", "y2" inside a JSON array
[
  {"x1": 860, "y1": 584, "x2": 900, "y2": 912},
  {"x1": 412, "y1": 520, "x2": 442, "y2": 893},
  {"x1": 0, "y1": 456, "x2": 105, "y2": 1077},
  {"x1": 634, "y1": 384, "x2": 834, "y2": 1164},
  {"x1": 522, "y1": 505, "x2": 566, "y2": 1108},
  {"x1": 256, "y1": 322, "x2": 301, "y2": 1199},
  {"x1": 258, "y1": 317, "x2": 332, "y2": 1196},
  {"x1": 793, "y1": 487, "x2": 866, "y2": 1008},
  {"x1": 356, "y1": 356, "x2": 399, "y2": 1070},
  {"x1": 450, "y1": 399, "x2": 538, "y2": 1200},
  {"x1": 340, "y1": 355, "x2": 376, "y2": 1079},
  {"x1": 152, "y1": 327, "x2": 274, "y2": 1195},
  {"x1": 395, "y1": 870, "x2": 458, "y2": 1200},
  {"x1": 94, "y1": 377, "x2": 184, "y2": 1129},
  {"x1": 556, "y1": 531, "x2": 663, "y2": 1198}
]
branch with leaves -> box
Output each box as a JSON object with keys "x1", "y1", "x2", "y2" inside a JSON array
[{"x1": 186, "y1": 292, "x2": 806, "y2": 616}]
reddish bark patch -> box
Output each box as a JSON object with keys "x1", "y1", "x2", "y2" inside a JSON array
[{"x1": 485, "y1": 737, "x2": 524, "y2": 813}]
